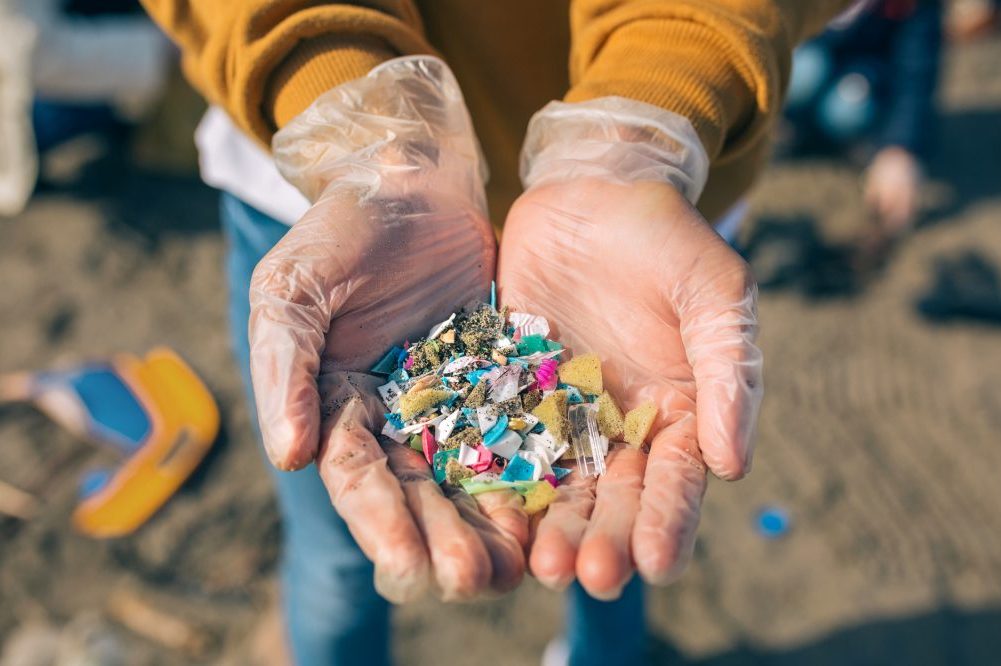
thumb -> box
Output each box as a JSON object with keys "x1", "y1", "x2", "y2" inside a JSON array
[
  {"x1": 248, "y1": 222, "x2": 344, "y2": 471},
  {"x1": 677, "y1": 255, "x2": 764, "y2": 481}
]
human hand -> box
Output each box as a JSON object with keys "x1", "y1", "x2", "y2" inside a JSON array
[
  {"x1": 499, "y1": 99, "x2": 763, "y2": 599},
  {"x1": 864, "y1": 146, "x2": 921, "y2": 236},
  {"x1": 249, "y1": 57, "x2": 527, "y2": 603}
]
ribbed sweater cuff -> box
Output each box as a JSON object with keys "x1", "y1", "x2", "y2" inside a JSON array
[
  {"x1": 266, "y1": 35, "x2": 396, "y2": 132},
  {"x1": 566, "y1": 18, "x2": 759, "y2": 161}
]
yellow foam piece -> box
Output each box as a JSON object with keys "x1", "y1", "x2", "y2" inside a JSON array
[
  {"x1": 73, "y1": 348, "x2": 219, "y2": 538},
  {"x1": 558, "y1": 353, "x2": 603, "y2": 395},
  {"x1": 623, "y1": 401, "x2": 657, "y2": 448},
  {"x1": 399, "y1": 389, "x2": 453, "y2": 421},
  {"x1": 596, "y1": 391, "x2": 625, "y2": 440},
  {"x1": 531, "y1": 390, "x2": 569, "y2": 443},
  {"x1": 522, "y1": 481, "x2": 558, "y2": 515}
]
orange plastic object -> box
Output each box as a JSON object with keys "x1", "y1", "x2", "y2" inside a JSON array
[{"x1": 72, "y1": 348, "x2": 219, "y2": 538}]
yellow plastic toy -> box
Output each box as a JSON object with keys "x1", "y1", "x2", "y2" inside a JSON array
[{"x1": 0, "y1": 348, "x2": 219, "y2": 537}]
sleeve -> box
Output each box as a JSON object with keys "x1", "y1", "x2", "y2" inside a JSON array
[
  {"x1": 879, "y1": 0, "x2": 943, "y2": 159},
  {"x1": 565, "y1": 0, "x2": 856, "y2": 163},
  {"x1": 139, "y1": 0, "x2": 434, "y2": 145}
]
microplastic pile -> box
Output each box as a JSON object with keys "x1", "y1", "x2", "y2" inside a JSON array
[{"x1": 372, "y1": 298, "x2": 658, "y2": 516}]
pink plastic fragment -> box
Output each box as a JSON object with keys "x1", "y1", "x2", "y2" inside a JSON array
[
  {"x1": 403, "y1": 355, "x2": 415, "y2": 370},
  {"x1": 421, "y1": 425, "x2": 437, "y2": 464},
  {"x1": 536, "y1": 359, "x2": 558, "y2": 391},
  {"x1": 470, "y1": 445, "x2": 493, "y2": 473},
  {"x1": 544, "y1": 473, "x2": 559, "y2": 488}
]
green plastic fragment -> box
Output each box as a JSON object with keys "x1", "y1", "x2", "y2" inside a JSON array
[
  {"x1": 516, "y1": 334, "x2": 548, "y2": 356},
  {"x1": 459, "y1": 477, "x2": 541, "y2": 496},
  {"x1": 408, "y1": 433, "x2": 422, "y2": 451},
  {"x1": 433, "y1": 449, "x2": 460, "y2": 484}
]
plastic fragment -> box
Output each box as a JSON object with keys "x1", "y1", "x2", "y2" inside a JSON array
[
  {"x1": 377, "y1": 381, "x2": 403, "y2": 409},
  {"x1": 623, "y1": 401, "x2": 657, "y2": 447},
  {"x1": 421, "y1": 425, "x2": 437, "y2": 464},
  {"x1": 516, "y1": 334, "x2": 548, "y2": 356},
  {"x1": 371, "y1": 347, "x2": 404, "y2": 375},
  {"x1": 522, "y1": 481, "x2": 558, "y2": 515},
  {"x1": 500, "y1": 455, "x2": 536, "y2": 483},
  {"x1": 596, "y1": 391, "x2": 625, "y2": 439},
  {"x1": 755, "y1": 506, "x2": 791, "y2": 539},
  {"x1": 569, "y1": 403, "x2": 606, "y2": 478},
  {"x1": 531, "y1": 390, "x2": 570, "y2": 444},
  {"x1": 535, "y1": 359, "x2": 559, "y2": 392},
  {"x1": 482, "y1": 414, "x2": 510, "y2": 446},
  {"x1": 433, "y1": 449, "x2": 460, "y2": 484},
  {"x1": 486, "y1": 430, "x2": 523, "y2": 460},
  {"x1": 509, "y1": 312, "x2": 551, "y2": 339},
  {"x1": 558, "y1": 353, "x2": 603, "y2": 396}
]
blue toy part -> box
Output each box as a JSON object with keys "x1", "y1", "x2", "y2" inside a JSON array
[
  {"x1": 40, "y1": 366, "x2": 151, "y2": 452},
  {"x1": 78, "y1": 467, "x2": 114, "y2": 499}
]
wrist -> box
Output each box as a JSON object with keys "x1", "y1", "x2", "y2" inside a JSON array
[
  {"x1": 273, "y1": 55, "x2": 487, "y2": 207},
  {"x1": 519, "y1": 97, "x2": 709, "y2": 204}
]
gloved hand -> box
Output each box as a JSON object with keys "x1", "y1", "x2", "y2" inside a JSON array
[
  {"x1": 249, "y1": 56, "x2": 527, "y2": 603},
  {"x1": 498, "y1": 98, "x2": 764, "y2": 599}
]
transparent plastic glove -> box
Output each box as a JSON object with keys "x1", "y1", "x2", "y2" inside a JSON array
[
  {"x1": 864, "y1": 146, "x2": 921, "y2": 235},
  {"x1": 249, "y1": 56, "x2": 525, "y2": 603},
  {"x1": 501, "y1": 98, "x2": 763, "y2": 599}
]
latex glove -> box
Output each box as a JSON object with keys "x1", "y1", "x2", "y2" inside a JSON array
[
  {"x1": 864, "y1": 146, "x2": 921, "y2": 236},
  {"x1": 249, "y1": 57, "x2": 526, "y2": 603},
  {"x1": 499, "y1": 98, "x2": 763, "y2": 599}
]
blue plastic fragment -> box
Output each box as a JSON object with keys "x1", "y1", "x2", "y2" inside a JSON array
[
  {"x1": 371, "y1": 347, "x2": 403, "y2": 375},
  {"x1": 396, "y1": 347, "x2": 410, "y2": 366},
  {"x1": 388, "y1": 368, "x2": 410, "y2": 384},
  {"x1": 755, "y1": 506, "x2": 791, "y2": 539},
  {"x1": 385, "y1": 413, "x2": 405, "y2": 430},
  {"x1": 500, "y1": 455, "x2": 535, "y2": 483},
  {"x1": 465, "y1": 369, "x2": 488, "y2": 386},
  {"x1": 552, "y1": 466, "x2": 572, "y2": 481},
  {"x1": 490, "y1": 281, "x2": 497, "y2": 309},
  {"x1": 483, "y1": 414, "x2": 509, "y2": 446},
  {"x1": 562, "y1": 386, "x2": 585, "y2": 404}
]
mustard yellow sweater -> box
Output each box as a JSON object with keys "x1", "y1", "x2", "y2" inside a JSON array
[{"x1": 140, "y1": 0, "x2": 850, "y2": 222}]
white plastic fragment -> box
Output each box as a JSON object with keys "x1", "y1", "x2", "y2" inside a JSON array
[
  {"x1": 488, "y1": 365, "x2": 522, "y2": 403},
  {"x1": 486, "y1": 430, "x2": 523, "y2": 459},
  {"x1": 377, "y1": 381, "x2": 403, "y2": 409},
  {"x1": 476, "y1": 406, "x2": 497, "y2": 435},
  {"x1": 436, "y1": 410, "x2": 461, "y2": 443},
  {"x1": 381, "y1": 420, "x2": 410, "y2": 444},
  {"x1": 458, "y1": 442, "x2": 480, "y2": 467},
  {"x1": 426, "y1": 314, "x2": 458, "y2": 340},
  {"x1": 509, "y1": 312, "x2": 551, "y2": 338}
]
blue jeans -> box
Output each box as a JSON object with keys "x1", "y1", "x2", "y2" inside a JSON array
[{"x1": 221, "y1": 192, "x2": 647, "y2": 666}]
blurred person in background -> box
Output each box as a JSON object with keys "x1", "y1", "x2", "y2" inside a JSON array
[
  {"x1": 948, "y1": 0, "x2": 999, "y2": 40},
  {"x1": 0, "y1": 0, "x2": 171, "y2": 217},
  {"x1": 140, "y1": 1, "x2": 852, "y2": 665},
  {"x1": 783, "y1": 0, "x2": 943, "y2": 245}
]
